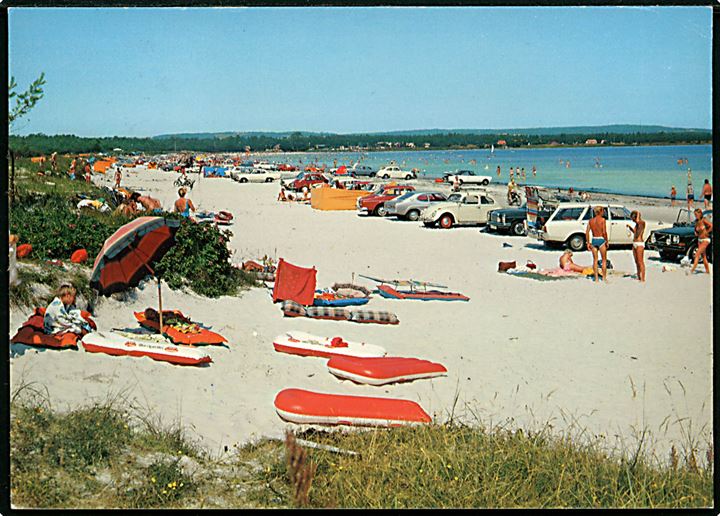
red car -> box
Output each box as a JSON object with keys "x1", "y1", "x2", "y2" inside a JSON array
[
  {"x1": 277, "y1": 163, "x2": 297, "y2": 172},
  {"x1": 357, "y1": 185, "x2": 416, "y2": 216},
  {"x1": 286, "y1": 172, "x2": 329, "y2": 192}
]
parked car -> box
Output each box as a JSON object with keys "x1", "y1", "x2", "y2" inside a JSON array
[
  {"x1": 357, "y1": 184, "x2": 416, "y2": 216},
  {"x1": 487, "y1": 203, "x2": 555, "y2": 236},
  {"x1": 444, "y1": 170, "x2": 492, "y2": 186},
  {"x1": 646, "y1": 209, "x2": 713, "y2": 263},
  {"x1": 284, "y1": 172, "x2": 330, "y2": 191},
  {"x1": 231, "y1": 168, "x2": 282, "y2": 183},
  {"x1": 529, "y1": 203, "x2": 671, "y2": 251},
  {"x1": 385, "y1": 191, "x2": 448, "y2": 221},
  {"x1": 420, "y1": 190, "x2": 497, "y2": 228},
  {"x1": 347, "y1": 163, "x2": 378, "y2": 177},
  {"x1": 377, "y1": 165, "x2": 417, "y2": 180},
  {"x1": 277, "y1": 163, "x2": 298, "y2": 172}
]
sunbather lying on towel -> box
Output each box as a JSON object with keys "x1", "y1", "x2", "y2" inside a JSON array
[
  {"x1": 559, "y1": 250, "x2": 589, "y2": 273},
  {"x1": 44, "y1": 283, "x2": 92, "y2": 335}
]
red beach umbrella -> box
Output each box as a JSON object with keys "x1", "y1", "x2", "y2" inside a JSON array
[{"x1": 90, "y1": 216, "x2": 181, "y2": 332}]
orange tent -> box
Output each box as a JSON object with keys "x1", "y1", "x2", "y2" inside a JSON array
[
  {"x1": 93, "y1": 160, "x2": 113, "y2": 173},
  {"x1": 30, "y1": 156, "x2": 45, "y2": 163},
  {"x1": 310, "y1": 184, "x2": 371, "y2": 211}
]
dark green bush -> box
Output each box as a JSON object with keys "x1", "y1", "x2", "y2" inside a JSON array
[{"x1": 156, "y1": 220, "x2": 256, "y2": 298}]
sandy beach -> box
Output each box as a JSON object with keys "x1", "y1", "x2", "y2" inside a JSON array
[{"x1": 9, "y1": 168, "x2": 713, "y2": 460}]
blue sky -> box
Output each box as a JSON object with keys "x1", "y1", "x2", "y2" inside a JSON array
[{"x1": 9, "y1": 6, "x2": 712, "y2": 137}]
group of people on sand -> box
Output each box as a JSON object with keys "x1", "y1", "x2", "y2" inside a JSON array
[
  {"x1": 671, "y1": 170, "x2": 712, "y2": 210},
  {"x1": 579, "y1": 205, "x2": 712, "y2": 283}
]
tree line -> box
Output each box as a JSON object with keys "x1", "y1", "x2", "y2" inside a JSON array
[{"x1": 9, "y1": 130, "x2": 711, "y2": 156}]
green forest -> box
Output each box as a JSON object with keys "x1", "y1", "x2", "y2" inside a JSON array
[{"x1": 9, "y1": 130, "x2": 711, "y2": 156}]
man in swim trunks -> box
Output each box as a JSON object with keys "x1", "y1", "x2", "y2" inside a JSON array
[
  {"x1": 585, "y1": 205, "x2": 609, "y2": 282},
  {"x1": 701, "y1": 179, "x2": 712, "y2": 209},
  {"x1": 690, "y1": 208, "x2": 712, "y2": 275},
  {"x1": 670, "y1": 185, "x2": 676, "y2": 207},
  {"x1": 628, "y1": 210, "x2": 646, "y2": 282},
  {"x1": 131, "y1": 192, "x2": 162, "y2": 212},
  {"x1": 174, "y1": 187, "x2": 196, "y2": 217},
  {"x1": 686, "y1": 169, "x2": 694, "y2": 209}
]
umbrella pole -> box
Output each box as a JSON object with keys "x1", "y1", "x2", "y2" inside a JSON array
[{"x1": 157, "y1": 277, "x2": 164, "y2": 336}]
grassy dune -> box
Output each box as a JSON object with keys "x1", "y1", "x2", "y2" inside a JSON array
[{"x1": 9, "y1": 384, "x2": 713, "y2": 509}]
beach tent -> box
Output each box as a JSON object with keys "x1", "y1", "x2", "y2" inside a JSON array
[
  {"x1": 310, "y1": 184, "x2": 371, "y2": 211},
  {"x1": 272, "y1": 258, "x2": 317, "y2": 306},
  {"x1": 203, "y1": 166, "x2": 227, "y2": 178},
  {"x1": 94, "y1": 160, "x2": 114, "y2": 173}
]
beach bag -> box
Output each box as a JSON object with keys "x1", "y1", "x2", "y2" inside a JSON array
[
  {"x1": 349, "y1": 310, "x2": 399, "y2": 325},
  {"x1": 498, "y1": 261, "x2": 516, "y2": 273},
  {"x1": 17, "y1": 244, "x2": 32, "y2": 259},
  {"x1": 281, "y1": 300, "x2": 307, "y2": 318},
  {"x1": 305, "y1": 306, "x2": 351, "y2": 321},
  {"x1": 71, "y1": 248, "x2": 89, "y2": 264}
]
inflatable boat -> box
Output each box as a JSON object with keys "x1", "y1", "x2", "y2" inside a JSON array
[
  {"x1": 326, "y1": 356, "x2": 447, "y2": 385},
  {"x1": 273, "y1": 331, "x2": 386, "y2": 358},
  {"x1": 274, "y1": 388, "x2": 432, "y2": 426},
  {"x1": 81, "y1": 331, "x2": 212, "y2": 366}
]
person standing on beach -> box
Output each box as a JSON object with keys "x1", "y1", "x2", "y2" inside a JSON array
[
  {"x1": 521, "y1": 167, "x2": 526, "y2": 181},
  {"x1": 532, "y1": 165, "x2": 537, "y2": 177},
  {"x1": 690, "y1": 208, "x2": 712, "y2": 275},
  {"x1": 701, "y1": 179, "x2": 712, "y2": 209},
  {"x1": 686, "y1": 169, "x2": 694, "y2": 209},
  {"x1": 628, "y1": 210, "x2": 646, "y2": 282},
  {"x1": 670, "y1": 185, "x2": 677, "y2": 207},
  {"x1": 114, "y1": 166, "x2": 122, "y2": 189},
  {"x1": 50, "y1": 152, "x2": 57, "y2": 174},
  {"x1": 509, "y1": 167, "x2": 514, "y2": 180},
  {"x1": 496, "y1": 165, "x2": 501, "y2": 177},
  {"x1": 174, "y1": 187, "x2": 196, "y2": 217},
  {"x1": 585, "y1": 206, "x2": 609, "y2": 282}
]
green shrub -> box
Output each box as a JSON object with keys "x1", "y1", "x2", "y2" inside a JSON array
[
  {"x1": 156, "y1": 220, "x2": 256, "y2": 298},
  {"x1": 9, "y1": 192, "x2": 130, "y2": 260}
]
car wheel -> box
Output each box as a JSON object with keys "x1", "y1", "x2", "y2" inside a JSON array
[
  {"x1": 567, "y1": 234, "x2": 586, "y2": 252},
  {"x1": 481, "y1": 179, "x2": 489, "y2": 186},
  {"x1": 688, "y1": 244, "x2": 713, "y2": 264},
  {"x1": 458, "y1": 179, "x2": 464, "y2": 185},
  {"x1": 369, "y1": 173, "x2": 375, "y2": 178},
  {"x1": 439, "y1": 214, "x2": 454, "y2": 229},
  {"x1": 302, "y1": 186, "x2": 309, "y2": 193},
  {"x1": 511, "y1": 221, "x2": 526, "y2": 236},
  {"x1": 265, "y1": 177, "x2": 274, "y2": 182},
  {"x1": 382, "y1": 174, "x2": 390, "y2": 179},
  {"x1": 405, "y1": 174, "x2": 412, "y2": 180},
  {"x1": 239, "y1": 177, "x2": 248, "y2": 183},
  {"x1": 406, "y1": 209, "x2": 420, "y2": 222},
  {"x1": 375, "y1": 204, "x2": 387, "y2": 217}
]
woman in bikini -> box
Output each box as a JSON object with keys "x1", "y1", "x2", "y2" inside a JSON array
[
  {"x1": 174, "y1": 187, "x2": 196, "y2": 217},
  {"x1": 585, "y1": 205, "x2": 609, "y2": 282},
  {"x1": 690, "y1": 208, "x2": 712, "y2": 275},
  {"x1": 627, "y1": 210, "x2": 646, "y2": 282},
  {"x1": 559, "y1": 249, "x2": 587, "y2": 273}
]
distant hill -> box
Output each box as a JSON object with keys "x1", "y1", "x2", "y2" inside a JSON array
[{"x1": 154, "y1": 125, "x2": 709, "y2": 140}]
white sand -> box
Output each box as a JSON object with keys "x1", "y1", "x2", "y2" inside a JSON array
[{"x1": 10, "y1": 168, "x2": 713, "y2": 460}]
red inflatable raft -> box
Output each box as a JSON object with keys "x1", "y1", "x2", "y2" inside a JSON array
[
  {"x1": 274, "y1": 388, "x2": 431, "y2": 427},
  {"x1": 134, "y1": 310, "x2": 227, "y2": 346},
  {"x1": 327, "y1": 356, "x2": 447, "y2": 386},
  {"x1": 377, "y1": 284, "x2": 470, "y2": 302}
]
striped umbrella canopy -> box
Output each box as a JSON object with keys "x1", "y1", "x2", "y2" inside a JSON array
[{"x1": 90, "y1": 216, "x2": 181, "y2": 296}]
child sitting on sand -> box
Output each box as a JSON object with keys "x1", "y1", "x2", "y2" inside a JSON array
[{"x1": 44, "y1": 284, "x2": 91, "y2": 335}]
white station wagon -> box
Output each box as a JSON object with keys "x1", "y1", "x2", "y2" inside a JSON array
[
  {"x1": 528, "y1": 203, "x2": 670, "y2": 251},
  {"x1": 230, "y1": 168, "x2": 282, "y2": 183}
]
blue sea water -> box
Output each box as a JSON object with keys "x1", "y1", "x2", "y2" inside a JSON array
[{"x1": 278, "y1": 144, "x2": 712, "y2": 199}]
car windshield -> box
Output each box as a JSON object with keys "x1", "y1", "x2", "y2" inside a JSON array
[
  {"x1": 448, "y1": 193, "x2": 462, "y2": 202},
  {"x1": 458, "y1": 170, "x2": 475, "y2": 175},
  {"x1": 395, "y1": 192, "x2": 416, "y2": 201}
]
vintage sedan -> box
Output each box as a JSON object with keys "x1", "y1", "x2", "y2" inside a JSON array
[
  {"x1": 529, "y1": 203, "x2": 671, "y2": 251},
  {"x1": 646, "y1": 209, "x2": 713, "y2": 263},
  {"x1": 420, "y1": 190, "x2": 497, "y2": 228},
  {"x1": 487, "y1": 203, "x2": 555, "y2": 236},
  {"x1": 356, "y1": 184, "x2": 416, "y2": 216},
  {"x1": 444, "y1": 170, "x2": 492, "y2": 186},
  {"x1": 385, "y1": 191, "x2": 448, "y2": 221},
  {"x1": 231, "y1": 168, "x2": 282, "y2": 183}
]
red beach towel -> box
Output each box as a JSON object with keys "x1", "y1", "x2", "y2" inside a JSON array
[{"x1": 272, "y1": 258, "x2": 317, "y2": 306}]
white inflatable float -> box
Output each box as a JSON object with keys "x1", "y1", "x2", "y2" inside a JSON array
[
  {"x1": 272, "y1": 331, "x2": 386, "y2": 359},
  {"x1": 81, "y1": 331, "x2": 212, "y2": 366}
]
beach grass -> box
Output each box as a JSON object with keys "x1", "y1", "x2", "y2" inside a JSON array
[{"x1": 10, "y1": 385, "x2": 713, "y2": 509}]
